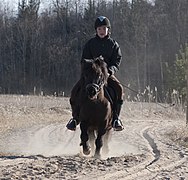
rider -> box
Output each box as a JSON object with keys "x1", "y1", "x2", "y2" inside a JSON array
[{"x1": 66, "y1": 16, "x2": 124, "y2": 131}]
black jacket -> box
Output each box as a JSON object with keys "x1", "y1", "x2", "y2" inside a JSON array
[{"x1": 81, "y1": 34, "x2": 122, "y2": 75}]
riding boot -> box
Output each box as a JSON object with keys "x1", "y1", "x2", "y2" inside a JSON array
[
  {"x1": 112, "y1": 100, "x2": 124, "y2": 131},
  {"x1": 66, "y1": 97, "x2": 80, "y2": 131},
  {"x1": 66, "y1": 118, "x2": 79, "y2": 131}
]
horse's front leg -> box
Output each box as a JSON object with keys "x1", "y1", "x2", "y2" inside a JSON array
[
  {"x1": 80, "y1": 122, "x2": 91, "y2": 155},
  {"x1": 94, "y1": 129, "x2": 106, "y2": 158},
  {"x1": 102, "y1": 130, "x2": 111, "y2": 155}
]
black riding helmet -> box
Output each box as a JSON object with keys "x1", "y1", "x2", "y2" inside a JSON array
[{"x1": 94, "y1": 16, "x2": 111, "y2": 29}]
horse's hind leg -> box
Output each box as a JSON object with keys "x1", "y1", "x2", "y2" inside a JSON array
[{"x1": 80, "y1": 122, "x2": 91, "y2": 155}]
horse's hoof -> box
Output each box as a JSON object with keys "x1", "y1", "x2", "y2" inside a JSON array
[
  {"x1": 83, "y1": 147, "x2": 91, "y2": 155},
  {"x1": 94, "y1": 153, "x2": 101, "y2": 159}
]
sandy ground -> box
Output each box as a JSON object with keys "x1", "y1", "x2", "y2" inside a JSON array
[{"x1": 0, "y1": 95, "x2": 188, "y2": 179}]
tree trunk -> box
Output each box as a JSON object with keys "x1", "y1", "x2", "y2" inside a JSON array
[{"x1": 186, "y1": 52, "x2": 188, "y2": 125}]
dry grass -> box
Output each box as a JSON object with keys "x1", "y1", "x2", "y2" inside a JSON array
[
  {"x1": 0, "y1": 95, "x2": 71, "y2": 136},
  {"x1": 167, "y1": 126, "x2": 188, "y2": 148}
]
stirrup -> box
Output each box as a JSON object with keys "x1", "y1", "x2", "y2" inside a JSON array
[
  {"x1": 66, "y1": 118, "x2": 77, "y2": 131},
  {"x1": 113, "y1": 119, "x2": 124, "y2": 131}
]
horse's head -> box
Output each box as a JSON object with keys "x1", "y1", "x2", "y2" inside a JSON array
[{"x1": 81, "y1": 56, "x2": 108, "y2": 99}]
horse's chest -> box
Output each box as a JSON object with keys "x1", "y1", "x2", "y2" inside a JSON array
[
  {"x1": 87, "y1": 100, "x2": 105, "y2": 107},
  {"x1": 81, "y1": 100, "x2": 110, "y2": 118}
]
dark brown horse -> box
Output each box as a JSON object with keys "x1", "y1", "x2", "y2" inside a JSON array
[{"x1": 79, "y1": 56, "x2": 113, "y2": 158}]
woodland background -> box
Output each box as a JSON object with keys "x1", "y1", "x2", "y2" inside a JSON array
[{"x1": 0, "y1": 0, "x2": 188, "y2": 103}]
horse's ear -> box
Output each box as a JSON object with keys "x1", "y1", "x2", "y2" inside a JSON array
[
  {"x1": 82, "y1": 58, "x2": 93, "y2": 64},
  {"x1": 98, "y1": 55, "x2": 104, "y2": 61},
  {"x1": 81, "y1": 59, "x2": 93, "y2": 72}
]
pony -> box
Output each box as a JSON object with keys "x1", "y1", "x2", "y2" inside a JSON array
[{"x1": 79, "y1": 56, "x2": 113, "y2": 158}]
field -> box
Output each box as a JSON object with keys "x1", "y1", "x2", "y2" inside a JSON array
[{"x1": 0, "y1": 95, "x2": 188, "y2": 179}]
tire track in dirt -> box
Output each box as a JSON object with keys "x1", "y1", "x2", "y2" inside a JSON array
[
  {"x1": 2, "y1": 119, "x2": 187, "y2": 180},
  {"x1": 143, "y1": 127, "x2": 160, "y2": 168},
  {"x1": 145, "y1": 125, "x2": 188, "y2": 171},
  {"x1": 100, "y1": 125, "x2": 156, "y2": 180},
  {"x1": 101, "y1": 123, "x2": 188, "y2": 180}
]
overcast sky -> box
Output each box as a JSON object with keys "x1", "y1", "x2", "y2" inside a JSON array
[
  {"x1": 1, "y1": 0, "x2": 88, "y2": 12},
  {"x1": 1, "y1": 0, "x2": 154, "y2": 14},
  {"x1": 2, "y1": 0, "x2": 50, "y2": 9}
]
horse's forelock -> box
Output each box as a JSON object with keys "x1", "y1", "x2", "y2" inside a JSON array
[
  {"x1": 93, "y1": 61, "x2": 108, "y2": 85},
  {"x1": 82, "y1": 57, "x2": 106, "y2": 70},
  {"x1": 81, "y1": 57, "x2": 108, "y2": 83}
]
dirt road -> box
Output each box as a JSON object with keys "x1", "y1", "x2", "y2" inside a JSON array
[{"x1": 0, "y1": 95, "x2": 187, "y2": 179}]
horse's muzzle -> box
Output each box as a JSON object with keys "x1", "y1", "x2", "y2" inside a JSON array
[{"x1": 86, "y1": 84, "x2": 100, "y2": 99}]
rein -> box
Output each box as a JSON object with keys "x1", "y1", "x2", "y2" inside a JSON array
[{"x1": 120, "y1": 82, "x2": 175, "y2": 109}]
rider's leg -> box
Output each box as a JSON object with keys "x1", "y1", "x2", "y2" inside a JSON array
[
  {"x1": 112, "y1": 99, "x2": 124, "y2": 131},
  {"x1": 66, "y1": 80, "x2": 81, "y2": 131},
  {"x1": 66, "y1": 99, "x2": 80, "y2": 131},
  {"x1": 108, "y1": 76, "x2": 124, "y2": 131}
]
